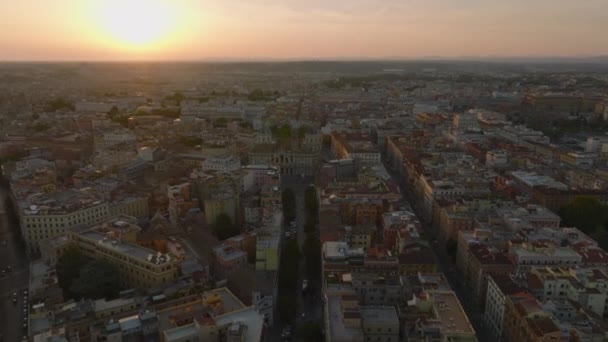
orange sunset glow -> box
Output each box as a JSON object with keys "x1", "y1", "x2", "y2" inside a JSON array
[{"x1": 0, "y1": 0, "x2": 607, "y2": 60}]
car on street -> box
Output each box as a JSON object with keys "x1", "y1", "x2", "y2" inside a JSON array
[
  {"x1": 302, "y1": 279, "x2": 308, "y2": 293},
  {"x1": 281, "y1": 325, "x2": 292, "y2": 340}
]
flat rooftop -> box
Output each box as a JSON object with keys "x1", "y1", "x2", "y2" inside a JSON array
[
  {"x1": 78, "y1": 230, "x2": 172, "y2": 265},
  {"x1": 326, "y1": 294, "x2": 363, "y2": 341},
  {"x1": 213, "y1": 307, "x2": 264, "y2": 342},
  {"x1": 164, "y1": 323, "x2": 198, "y2": 341},
  {"x1": 213, "y1": 244, "x2": 246, "y2": 261},
  {"x1": 429, "y1": 291, "x2": 475, "y2": 336},
  {"x1": 360, "y1": 306, "x2": 399, "y2": 324}
]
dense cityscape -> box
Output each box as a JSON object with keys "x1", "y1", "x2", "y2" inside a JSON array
[{"x1": 0, "y1": 61, "x2": 607, "y2": 341}]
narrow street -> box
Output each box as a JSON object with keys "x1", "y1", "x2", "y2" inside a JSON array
[
  {"x1": 0, "y1": 186, "x2": 30, "y2": 342},
  {"x1": 282, "y1": 176, "x2": 323, "y2": 339},
  {"x1": 384, "y1": 160, "x2": 489, "y2": 340}
]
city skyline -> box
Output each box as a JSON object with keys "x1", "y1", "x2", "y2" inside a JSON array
[{"x1": 1, "y1": 0, "x2": 607, "y2": 61}]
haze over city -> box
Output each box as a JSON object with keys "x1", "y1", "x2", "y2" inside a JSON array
[
  {"x1": 2, "y1": 1, "x2": 608, "y2": 342},
  {"x1": 1, "y1": 0, "x2": 608, "y2": 61}
]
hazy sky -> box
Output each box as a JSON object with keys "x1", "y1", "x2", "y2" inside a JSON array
[{"x1": 0, "y1": 0, "x2": 606, "y2": 61}]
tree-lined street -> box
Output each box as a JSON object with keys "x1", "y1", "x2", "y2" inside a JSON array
[{"x1": 0, "y1": 186, "x2": 29, "y2": 342}]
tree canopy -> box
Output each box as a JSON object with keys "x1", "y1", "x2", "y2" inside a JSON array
[
  {"x1": 107, "y1": 105, "x2": 119, "y2": 117},
  {"x1": 247, "y1": 89, "x2": 276, "y2": 102},
  {"x1": 70, "y1": 259, "x2": 122, "y2": 300},
  {"x1": 304, "y1": 186, "x2": 319, "y2": 223},
  {"x1": 282, "y1": 188, "x2": 296, "y2": 222},
  {"x1": 271, "y1": 124, "x2": 293, "y2": 140},
  {"x1": 560, "y1": 196, "x2": 608, "y2": 234},
  {"x1": 45, "y1": 97, "x2": 74, "y2": 112},
  {"x1": 303, "y1": 233, "x2": 321, "y2": 280},
  {"x1": 296, "y1": 321, "x2": 323, "y2": 341},
  {"x1": 57, "y1": 246, "x2": 89, "y2": 296},
  {"x1": 213, "y1": 213, "x2": 240, "y2": 240},
  {"x1": 165, "y1": 91, "x2": 185, "y2": 104},
  {"x1": 278, "y1": 238, "x2": 300, "y2": 322}
]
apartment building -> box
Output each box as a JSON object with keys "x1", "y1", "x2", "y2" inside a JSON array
[
  {"x1": 350, "y1": 273, "x2": 405, "y2": 306},
  {"x1": 331, "y1": 132, "x2": 381, "y2": 166},
  {"x1": 159, "y1": 288, "x2": 264, "y2": 342},
  {"x1": 502, "y1": 296, "x2": 561, "y2": 342},
  {"x1": 484, "y1": 275, "x2": 530, "y2": 341},
  {"x1": 405, "y1": 290, "x2": 477, "y2": 342},
  {"x1": 202, "y1": 154, "x2": 241, "y2": 173},
  {"x1": 510, "y1": 241, "x2": 582, "y2": 277},
  {"x1": 360, "y1": 306, "x2": 400, "y2": 342},
  {"x1": 17, "y1": 188, "x2": 110, "y2": 254},
  {"x1": 528, "y1": 267, "x2": 607, "y2": 318},
  {"x1": 462, "y1": 244, "x2": 514, "y2": 310},
  {"x1": 212, "y1": 243, "x2": 248, "y2": 278},
  {"x1": 66, "y1": 217, "x2": 180, "y2": 289},
  {"x1": 249, "y1": 144, "x2": 320, "y2": 176}
]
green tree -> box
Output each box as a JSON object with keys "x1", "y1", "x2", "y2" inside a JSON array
[
  {"x1": 270, "y1": 124, "x2": 293, "y2": 140},
  {"x1": 70, "y1": 259, "x2": 122, "y2": 300},
  {"x1": 110, "y1": 115, "x2": 130, "y2": 128},
  {"x1": 213, "y1": 213, "x2": 240, "y2": 240},
  {"x1": 296, "y1": 321, "x2": 323, "y2": 341},
  {"x1": 45, "y1": 97, "x2": 74, "y2": 111},
  {"x1": 304, "y1": 221, "x2": 316, "y2": 234},
  {"x1": 248, "y1": 89, "x2": 274, "y2": 102},
  {"x1": 446, "y1": 238, "x2": 458, "y2": 261},
  {"x1": 278, "y1": 294, "x2": 297, "y2": 322},
  {"x1": 214, "y1": 117, "x2": 228, "y2": 127},
  {"x1": 303, "y1": 233, "x2": 321, "y2": 280},
  {"x1": 180, "y1": 136, "x2": 203, "y2": 147},
  {"x1": 297, "y1": 126, "x2": 309, "y2": 139},
  {"x1": 172, "y1": 91, "x2": 184, "y2": 104},
  {"x1": 277, "y1": 238, "x2": 300, "y2": 322},
  {"x1": 57, "y1": 246, "x2": 89, "y2": 296},
  {"x1": 282, "y1": 188, "x2": 296, "y2": 222},
  {"x1": 304, "y1": 186, "x2": 319, "y2": 223},
  {"x1": 107, "y1": 106, "x2": 119, "y2": 117},
  {"x1": 560, "y1": 196, "x2": 608, "y2": 234},
  {"x1": 33, "y1": 123, "x2": 50, "y2": 132}
]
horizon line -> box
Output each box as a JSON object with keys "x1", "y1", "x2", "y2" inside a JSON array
[{"x1": 1, "y1": 55, "x2": 608, "y2": 64}]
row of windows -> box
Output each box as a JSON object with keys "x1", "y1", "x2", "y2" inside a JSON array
[{"x1": 519, "y1": 259, "x2": 578, "y2": 265}]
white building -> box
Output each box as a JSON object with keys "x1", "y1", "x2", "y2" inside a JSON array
[
  {"x1": 75, "y1": 101, "x2": 115, "y2": 113},
  {"x1": 486, "y1": 150, "x2": 509, "y2": 168},
  {"x1": 241, "y1": 165, "x2": 280, "y2": 193},
  {"x1": 181, "y1": 100, "x2": 245, "y2": 122},
  {"x1": 360, "y1": 306, "x2": 400, "y2": 342},
  {"x1": 202, "y1": 154, "x2": 241, "y2": 173},
  {"x1": 18, "y1": 188, "x2": 110, "y2": 254},
  {"x1": 453, "y1": 112, "x2": 481, "y2": 133},
  {"x1": 97, "y1": 131, "x2": 137, "y2": 150},
  {"x1": 511, "y1": 245, "x2": 582, "y2": 277},
  {"x1": 484, "y1": 276, "x2": 527, "y2": 341}
]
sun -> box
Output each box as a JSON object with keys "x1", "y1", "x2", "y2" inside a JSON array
[{"x1": 95, "y1": 0, "x2": 177, "y2": 47}]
